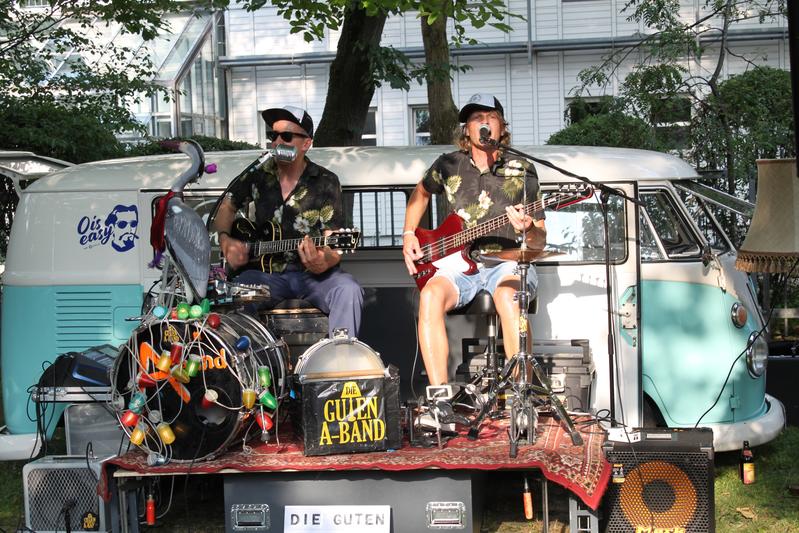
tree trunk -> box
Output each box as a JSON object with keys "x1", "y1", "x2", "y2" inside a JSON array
[
  {"x1": 421, "y1": 2, "x2": 458, "y2": 145},
  {"x1": 313, "y1": 3, "x2": 387, "y2": 147}
]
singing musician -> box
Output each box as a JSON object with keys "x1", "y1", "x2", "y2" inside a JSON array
[
  {"x1": 402, "y1": 94, "x2": 546, "y2": 423},
  {"x1": 213, "y1": 105, "x2": 363, "y2": 337}
]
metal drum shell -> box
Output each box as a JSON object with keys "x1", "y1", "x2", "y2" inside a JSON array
[
  {"x1": 111, "y1": 311, "x2": 286, "y2": 462},
  {"x1": 294, "y1": 336, "x2": 385, "y2": 383}
]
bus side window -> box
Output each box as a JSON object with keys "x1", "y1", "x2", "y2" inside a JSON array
[
  {"x1": 640, "y1": 190, "x2": 702, "y2": 260},
  {"x1": 345, "y1": 188, "x2": 441, "y2": 248}
]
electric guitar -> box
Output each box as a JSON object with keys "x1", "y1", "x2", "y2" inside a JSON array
[
  {"x1": 228, "y1": 218, "x2": 360, "y2": 274},
  {"x1": 411, "y1": 185, "x2": 593, "y2": 290}
]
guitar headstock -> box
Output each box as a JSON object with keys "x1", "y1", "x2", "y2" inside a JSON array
[
  {"x1": 327, "y1": 228, "x2": 361, "y2": 254},
  {"x1": 549, "y1": 183, "x2": 594, "y2": 210}
]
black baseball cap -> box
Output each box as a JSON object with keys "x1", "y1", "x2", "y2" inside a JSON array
[
  {"x1": 458, "y1": 93, "x2": 505, "y2": 123},
  {"x1": 261, "y1": 105, "x2": 314, "y2": 138}
]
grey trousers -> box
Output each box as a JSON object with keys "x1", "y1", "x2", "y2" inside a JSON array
[{"x1": 236, "y1": 266, "x2": 363, "y2": 337}]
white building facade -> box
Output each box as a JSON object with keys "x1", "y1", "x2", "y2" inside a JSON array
[{"x1": 218, "y1": 1, "x2": 790, "y2": 148}]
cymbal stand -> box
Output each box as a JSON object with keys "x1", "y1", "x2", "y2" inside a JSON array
[
  {"x1": 456, "y1": 258, "x2": 584, "y2": 454},
  {"x1": 500, "y1": 259, "x2": 584, "y2": 457}
]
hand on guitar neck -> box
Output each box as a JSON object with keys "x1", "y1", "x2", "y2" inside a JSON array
[
  {"x1": 403, "y1": 185, "x2": 592, "y2": 290},
  {"x1": 221, "y1": 217, "x2": 360, "y2": 276}
]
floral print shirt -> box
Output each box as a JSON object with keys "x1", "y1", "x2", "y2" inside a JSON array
[
  {"x1": 227, "y1": 157, "x2": 344, "y2": 271},
  {"x1": 421, "y1": 150, "x2": 543, "y2": 256}
]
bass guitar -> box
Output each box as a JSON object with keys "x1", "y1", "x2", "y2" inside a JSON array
[
  {"x1": 411, "y1": 185, "x2": 593, "y2": 290},
  {"x1": 229, "y1": 218, "x2": 360, "y2": 274}
]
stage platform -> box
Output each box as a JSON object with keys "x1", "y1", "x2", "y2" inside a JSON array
[{"x1": 106, "y1": 415, "x2": 610, "y2": 511}]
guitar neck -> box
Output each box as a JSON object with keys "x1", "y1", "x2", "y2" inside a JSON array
[
  {"x1": 458, "y1": 192, "x2": 573, "y2": 245},
  {"x1": 252, "y1": 235, "x2": 327, "y2": 256},
  {"x1": 421, "y1": 190, "x2": 587, "y2": 258}
]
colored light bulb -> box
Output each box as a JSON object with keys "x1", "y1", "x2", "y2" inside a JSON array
[
  {"x1": 137, "y1": 372, "x2": 157, "y2": 388},
  {"x1": 148, "y1": 410, "x2": 162, "y2": 424},
  {"x1": 256, "y1": 411, "x2": 274, "y2": 431},
  {"x1": 258, "y1": 390, "x2": 277, "y2": 410},
  {"x1": 200, "y1": 298, "x2": 211, "y2": 315},
  {"x1": 177, "y1": 307, "x2": 189, "y2": 320},
  {"x1": 170, "y1": 366, "x2": 190, "y2": 384},
  {"x1": 242, "y1": 388, "x2": 256, "y2": 409},
  {"x1": 128, "y1": 391, "x2": 147, "y2": 414},
  {"x1": 201, "y1": 389, "x2": 219, "y2": 409},
  {"x1": 153, "y1": 305, "x2": 167, "y2": 318},
  {"x1": 207, "y1": 313, "x2": 221, "y2": 329},
  {"x1": 235, "y1": 335, "x2": 251, "y2": 351},
  {"x1": 120, "y1": 410, "x2": 139, "y2": 427},
  {"x1": 156, "y1": 352, "x2": 172, "y2": 372},
  {"x1": 169, "y1": 342, "x2": 184, "y2": 364},
  {"x1": 185, "y1": 354, "x2": 201, "y2": 377},
  {"x1": 130, "y1": 424, "x2": 146, "y2": 446},
  {"x1": 257, "y1": 366, "x2": 272, "y2": 388},
  {"x1": 156, "y1": 422, "x2": 176, "y2": 445},
  {"x1": 170, "y1": 309, "x2": 178, "y2": 320},
  {"x1": 189, "y1": 305, "x2": 203, "y2": 318}
]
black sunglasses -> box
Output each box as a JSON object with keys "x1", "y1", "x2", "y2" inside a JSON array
[{"x1": 267, "y1": 130, "x2": 308, "y2": 142}]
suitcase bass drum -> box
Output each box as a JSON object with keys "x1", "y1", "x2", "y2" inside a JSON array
[
  {"x1": 112, "y1": 311, "x2": 287, "y2": 462},
  {"x1": 294, "y1": 333, "x2": 385, "y2": 383}
]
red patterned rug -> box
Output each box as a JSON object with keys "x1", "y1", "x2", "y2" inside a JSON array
[{"x1": 107, "y1": 414, "x2": 610, "y2": 509}]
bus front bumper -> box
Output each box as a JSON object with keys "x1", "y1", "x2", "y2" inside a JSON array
[
  {"x1": 703, "y1": 394, "x2": 786, "y2": 452},
  {"x1": 0, "y1": 427, "x2": 42, "y2": 461}
]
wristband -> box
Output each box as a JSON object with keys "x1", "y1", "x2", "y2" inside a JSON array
[{"x1": 402, "y1": 230, "x2": 415, "y2": 236}]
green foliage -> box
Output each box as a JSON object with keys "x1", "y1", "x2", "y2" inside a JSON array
[
  {"x1": 574, "y1": 0, "x2": 788, "y2": 195},
  {"x1": 253, "y1": 0, "x2": 515, "y2": 46},
  {"x1": 125, "y1": 136, "x2": 261, "y2": 157},
  {"x1": 367, "y1": 44, "x2": 471, "y2": 91},
  {"x1": 251, "y1": 0, "x2": 512, "y2": 88},
  {"x1": 692, "y1": 67, "x2": 794, "y2": 183},
  {"x1": 0, "y1": 98, "x2": 123, "y2": 164},
  {"x1": 547, "y1": 111, "x2": 660, "y2": 150},
  {"x1": 0, "y1": 1, "x2": 199, "y2": 135}
]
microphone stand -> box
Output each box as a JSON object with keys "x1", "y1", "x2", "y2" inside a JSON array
[{"x1": 484, "y1": 137, "x2": 643, "y2": 429}]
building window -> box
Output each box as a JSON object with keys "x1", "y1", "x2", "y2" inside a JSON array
[
  {"x1": 361, "y1": 108, "x2": 377, "y2": 146},
  {"x1": 564, "y1": 96, "x2": 613, "y2": 125},
  {"x1": 411, "y1": 106, "x2": 431, "y2": 145},
  {"x1": 21, "y1": 0, "x2": 48, "y2": 7},
  {"x1": 652, "y1": 96, "x2": 691, "y2": 151}
]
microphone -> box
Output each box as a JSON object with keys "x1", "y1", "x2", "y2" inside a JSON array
[
  {"x1": 479, "y1": 123, "x2": 492, "y2": 145},
  {"x1": 256, "y1": 144, "x2": 298, "y2": 166},
  {"x1": 274, "y1": 144, "x2": 297, "y2": 162}
]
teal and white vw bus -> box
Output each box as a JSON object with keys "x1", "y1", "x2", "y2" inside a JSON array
[{"x1": 0, "y1": 145, "x2": 784, "y2": 458}]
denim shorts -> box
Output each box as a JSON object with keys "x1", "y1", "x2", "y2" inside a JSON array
[{"x1": 433, "y1": 260, "x2": 539, "y2": 309}]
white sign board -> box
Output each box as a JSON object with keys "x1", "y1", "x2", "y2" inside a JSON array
[{"x1": 284, "y1": 505, "x2": 391, "y2": 532}]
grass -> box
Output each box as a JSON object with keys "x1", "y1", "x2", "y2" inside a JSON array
[
  {"x1": 714, "y1": 427, "x2": 799, "y2": 532},
  {"x1": 1, "y1": 423, "x2": 798, "y2": 531}
]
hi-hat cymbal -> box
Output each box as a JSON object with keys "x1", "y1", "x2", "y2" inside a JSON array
[{"x1": 485, "y1": 248, "x2": 564, "y2": 263}]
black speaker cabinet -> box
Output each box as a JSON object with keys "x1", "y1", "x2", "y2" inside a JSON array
[{"x1": 603, "y1": 428, "x2": 714, "y2": 533}]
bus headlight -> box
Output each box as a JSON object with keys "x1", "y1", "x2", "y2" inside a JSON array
[
  {"x1": 731, "y1": 302, "x2": 747, "y2": 328},
  {"x1": 746, "y1": 332, "x2": 768, "y2": 378}
]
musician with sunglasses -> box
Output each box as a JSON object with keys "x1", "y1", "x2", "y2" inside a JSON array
[
  {"x1": 401, "y1": 94, "x2": 547, "y2": 426},
  {"x1": 213, "y1": 105, "x2": 363, "y2": 337}
]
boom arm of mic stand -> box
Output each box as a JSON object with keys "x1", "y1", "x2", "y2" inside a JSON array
[{"x1": 490, "y1": 141, "x2": 644, "y2": 207}]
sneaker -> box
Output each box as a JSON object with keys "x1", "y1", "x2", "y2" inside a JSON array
[
  {"x1": 414, "y1": 411, "x2": 456, "y2": 433},
  {"x1": 414, "y1": 399, "x2": 469, "y2": 433}
]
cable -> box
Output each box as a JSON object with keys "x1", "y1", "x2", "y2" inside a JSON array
[{"x1": 694, "y1": 257, "x2": 799, "y2": 428}]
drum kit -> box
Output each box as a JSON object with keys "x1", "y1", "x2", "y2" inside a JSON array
[
  {"x1": 110, "y1": 141, "x2": 387, "y2": 464},
  {"x1": 110, "y1": 141, "x2": 581, "y2": 464}
]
